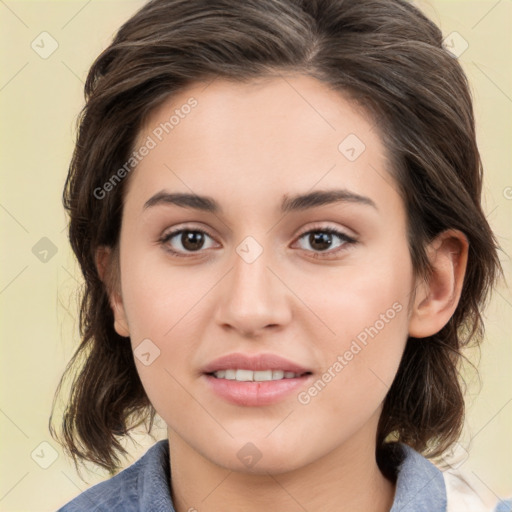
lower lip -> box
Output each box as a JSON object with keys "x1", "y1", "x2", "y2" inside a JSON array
[{"x1": 203, "y1": 374, "x2": 311, "y2": 406}]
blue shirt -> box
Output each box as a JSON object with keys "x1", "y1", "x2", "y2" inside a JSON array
[{"x1": 58, "y1": 440, "x2": 510, "y2": 511}]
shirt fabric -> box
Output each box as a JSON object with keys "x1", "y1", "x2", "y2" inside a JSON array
[{"x1": 58, "y1": 440, "x2": 511, "y2": 512}]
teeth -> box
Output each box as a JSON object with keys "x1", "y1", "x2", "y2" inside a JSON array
[
  {"x1": 225, "y1": 369, "x2": 236, "y2": 380},
  {"x1": 212, "y1": 369, "x2": 302, "y2": 381},
  {"x1": 253, "y1": 370, "x2": 272, "y2": 381},
  {"x1": 236, "y1": 369, "x2": 253, "y2": 381}
]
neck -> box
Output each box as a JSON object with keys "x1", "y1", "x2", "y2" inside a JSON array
[{"x1": 167, "y1": 420, "x2": 395, "y2": 512}]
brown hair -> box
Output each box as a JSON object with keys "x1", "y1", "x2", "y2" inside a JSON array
[{"x1": 50, "y1": 0, "x2": 501, "y2": 475}]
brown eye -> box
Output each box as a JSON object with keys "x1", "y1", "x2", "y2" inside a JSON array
[
  {"x1": 307, "y1": 232, "x2": 334, "y2": 251},
  {"x1": 295, "y1": 227, "x2": 356, "y2": 257},
  {"x1": 159, "y1": 229, "x2": 216, "y2": 257},
  {"x1": 180, "y1": 231, "x2": 206, "y2": 251}
]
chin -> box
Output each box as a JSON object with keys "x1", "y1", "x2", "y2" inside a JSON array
[{"x1": 203, "y1": 435, "x2": 316, "y2": 475}]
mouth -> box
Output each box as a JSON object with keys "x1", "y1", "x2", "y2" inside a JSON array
[
  {"x1": 201, "y1": 353, "x2": 313, "y2": 406},
  {"x1": 208, "y1": 369, "x2": 311, "y2": 381}
]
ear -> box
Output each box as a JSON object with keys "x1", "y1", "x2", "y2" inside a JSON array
[
  {"x1": 408, "y1": 229, "x2": 468, "y2": 338},
  {"x1": 95, "y1": 246, "x2": 130, "y2": 338}
]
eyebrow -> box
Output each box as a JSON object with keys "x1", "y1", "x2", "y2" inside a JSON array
[{"x1": 143, "y1": 189, "x2": 377, "y2": 214}]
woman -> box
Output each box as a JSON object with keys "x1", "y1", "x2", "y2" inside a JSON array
[{"x1": 51, "y1": 0, "x2": 508, "y2": 510}]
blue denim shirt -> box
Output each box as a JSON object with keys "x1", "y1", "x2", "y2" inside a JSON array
[{"x1": 58, "y1": 440, "x2": 510, "y2": 511}]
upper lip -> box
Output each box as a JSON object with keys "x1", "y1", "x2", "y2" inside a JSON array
[{"x1": 202, "y1": 353, "x2": 311, "y2": 374}]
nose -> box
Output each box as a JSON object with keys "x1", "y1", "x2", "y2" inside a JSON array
[{"x1": 214, "y1": 242, "x2": 292, "y2": 338}]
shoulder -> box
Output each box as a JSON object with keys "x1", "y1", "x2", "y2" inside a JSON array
[
  {"x1": 388, "y1": 443, "x2": 511, "y2": 512},
  {"x1": 443, "y1": 468, "x2": 512, "y2": 512},
  {"x1": 57, "y1": 440, "x2": 173, "y2": 512}
]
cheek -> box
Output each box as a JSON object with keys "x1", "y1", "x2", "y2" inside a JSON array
[
  {"x1": 296, "y1": 293, "x2": 409, "y2": 442},
  {"x1": 120, "y1": 246, "x2": 214, "y2": 341},
  {"x1": 295, "y1": 245, "x2": 412, "y2": 404},
  {"x1": 299, "y1": 245, "x2": 412, "y2": 348},
  {"x1": 120, "y1": 252, "x2": 217, "y2": 405}
]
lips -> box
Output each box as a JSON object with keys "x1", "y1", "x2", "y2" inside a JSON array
[{"x1": 201, "y1": 353, "x2": 313, "y2": 406}]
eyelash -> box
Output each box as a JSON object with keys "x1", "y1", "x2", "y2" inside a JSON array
[{"x1": 158, "y1": 225, "x2": 357, "y2": 259}]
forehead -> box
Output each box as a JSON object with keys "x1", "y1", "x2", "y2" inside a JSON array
[
  {"x1": 135, "y1": 74, "x2": 379, "y2": 156},
  {"x1": 125, "y1": 74, "x2": 401, "y2": 220}
]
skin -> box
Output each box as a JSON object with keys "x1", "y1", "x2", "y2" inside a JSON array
[{"x1": 97, "y1": 74, "x2": 468, "y2": 512}]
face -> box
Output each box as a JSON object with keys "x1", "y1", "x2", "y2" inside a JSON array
[{"x1": 108, "y1": 74, "x2": 417, "y2": 473}]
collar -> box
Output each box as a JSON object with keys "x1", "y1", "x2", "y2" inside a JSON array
[
  {"x1": 59, "y1": 440, "x2": 447, "y2": 511},
  {"x1": 389, "y1": 443, "x2": 447, "y2": 511},
  {"x1": 139, "y1": 440, "x2": 447, "y2": 512}
]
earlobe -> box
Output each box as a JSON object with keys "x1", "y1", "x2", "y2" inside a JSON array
[
  {"x1": 408, "y1": 230, "x2": 468, "y2": 338},
  {"x1": 110, "y1": 289, "x2": 130, "y2": 338},
  {"x1": 95, "y1": 246, "x2": 130, "y2": 338}
]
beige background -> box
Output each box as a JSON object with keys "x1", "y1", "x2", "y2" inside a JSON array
[{"x1": 0, "y1": 1, "x2": 510, "y2": 510}]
